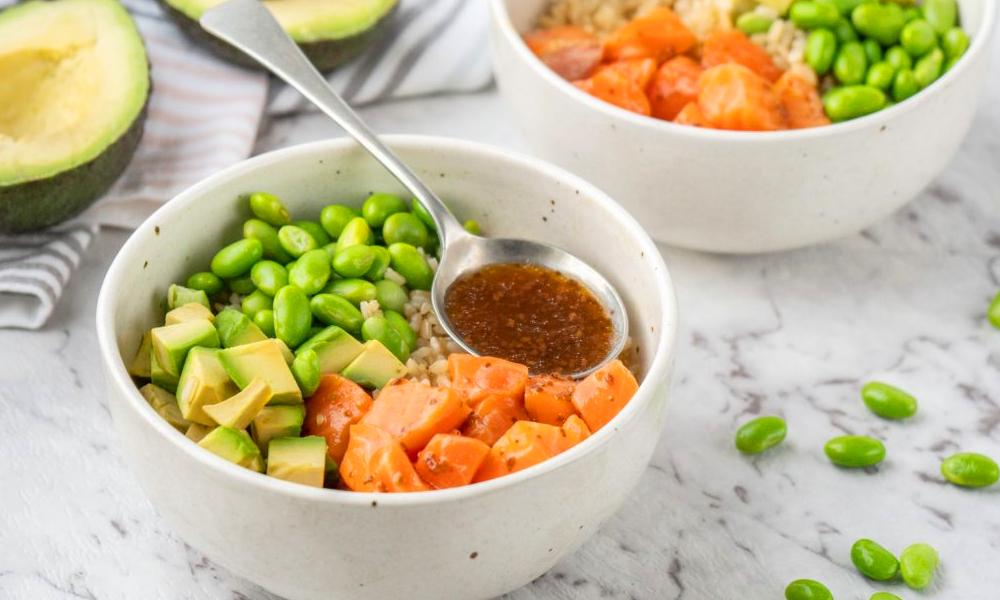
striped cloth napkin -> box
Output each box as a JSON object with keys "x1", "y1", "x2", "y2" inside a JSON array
[{"x1": 0, "y1": 0, "x2": 491, "y2": 329}]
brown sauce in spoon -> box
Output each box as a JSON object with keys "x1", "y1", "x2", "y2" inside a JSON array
[{"x1": 443, "y1": 263, "x2": 613, "y2": 374}]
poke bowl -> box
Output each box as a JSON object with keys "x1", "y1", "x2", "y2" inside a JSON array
[
  {"x1": 95, "y1": 136, "x2": 678, "y2": 600},
  {"x1": 490, "y1": 0, "x2": 997, "y2": 253}
]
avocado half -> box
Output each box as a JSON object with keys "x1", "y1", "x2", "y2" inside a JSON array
[
  {"x1": 0, "y1": 0, "x2": 150, "y2": 233},
  {"x1": 157, "y1": 0, "x2": 399, "y2": 71}
]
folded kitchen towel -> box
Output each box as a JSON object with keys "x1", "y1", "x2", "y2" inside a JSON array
[{"x1": 0, "y1": 0, "x2": 491, "y2": 329}]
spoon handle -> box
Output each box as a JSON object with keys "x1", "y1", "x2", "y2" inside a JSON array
[{"x1": 200, "y1": 0, "x2": 467, "y2": 245}]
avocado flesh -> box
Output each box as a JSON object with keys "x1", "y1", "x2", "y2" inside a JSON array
[
  {"x1": 298, "y1": 326, "x2": 365, "y2": 375},
  {"x1": 168, "y1": 285, "x2": 210, "y2": 310},
  {"x1": 267, "y1": 436, "x2": 327, "y2": 488},
  {"x1": 341, "y1": 340, "x2": 406, "y2": 389},
  {"x1": 0, "y1": 0, "x2": 149, "y2": 232},
  {"x1": 219, "y1": 339, "x2": 303, "y2": 405},
  {"x1": 203, "y1": 377, "x2": 273, "y2": 430},
  {"x1": 129, "y1": 331, "x2": 153, "y2": 379},
  {"x1": 177, "y1": 347, "x2": 239, "y2": 425},
  {"x1": 185, "y1": 422, "x2": 214, "y2": 443},
  {"x1": 156, "y1": 0, "x2": 398, "y2": 71},
  {"x1": 216, "y1": 308, "x2": 268, "y2": 348},
  {"x1": 166, "y1": 303, "x2": 215, "y2": 325},
  {"x1": 139, "y1": 383, "x2": 191, "y2": 432},
  {"x1": 150, "y1": 350, "x2": 179, "y2": 394},
  {"x1": 198, "y1": 426, "x2": 264, "y2": 472},
  {"x1": 151, "y1": 319, "x2": 220, "y2": 377},
  {"x1": 251, "y1": 405, "x2": 305, "y2": 457}
]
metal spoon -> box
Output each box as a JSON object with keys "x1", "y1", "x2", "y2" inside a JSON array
[{"x1": 200, "y1": 0, "x2": 628, "y2": 377}]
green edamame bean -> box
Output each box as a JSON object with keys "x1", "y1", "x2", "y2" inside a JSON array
[
  {"x1": 943, "y1": 55, "x2": 960, "y2": 72},
  {"x1": 384, "y1": 309, "x2": 417, "y2": 352},
  {"x1": 892, "y1": 68, "x2": 919, "y2": 101},
  {"x1": 324, "y1": 278, "x2": 377, "y2": 305},
  {"x1": 863, "y1": 39, "x2": 882, "y2": 64},
  {"x1": 834, "y1": 41, "x2": 868, "y2": 85},
  {"x1": 825, "y1": 0, "x2": 864, "y2": 16},
  {"x1": 250, "y1": 260, "x2": 288, "y2": 297},
  {"x1": 824, "y1": 435, "x2": 886, "y2": 467},
  {"x1": 309, "y1": 293, "x2": 364, "y2": 335},
  {"x1": 899, "y1": 543, "x2": 938, "y2": 590},
  {"x1": 734, "y1": 416, "x2": 786, "y2": 454},
  {"x1": 822, "y1": 85, "x2": 886, "y2": 121},
  {"x1": 941, "y1": 452, "x2": 999, "y2": 488},
  {"x1": 790, "y1": 1, "x2": 841, "y2": 29},
  {"x1": 861, "y1": 381, "x2": 918, "y2": 419},
  {"x1": 291, "y1": 349, "x2": 321, "y2": 397},
  {"x1": 806, "y1": 29, "x2": 838, "y2": 74},
  {"x1": 833, "y1": 17, "x2": 858, "y2": 43},
  {"x1": 921, "y1": 0, "x2": 957, "y2": 35},
  {"x1": 852, "y1": 2, "x2": 906, "y2": 46},
  {"x1": 335, "y1": 217, "x2": 374, "y2": 253},
  {"x1": 388, "y1": 243, "x2": 434, "y2": 291},
  {"x1": 383, "y1": 212, "x2": 429, "y2": 248},
  {"x1": 463, "y1": 220, "x2": 482, "y2": 236},
  {"x1": 186, "y1": 271, "x2": 224, "y2": 295},
  {"x1": 241, "y1": 289, "x2": 273, "y2": 318},
  {"x1": 900, "y1": 19, "x2": 938, "y2": 58},
  {"x1": 989, "y1": 290, "x2": 1000, "y2": 328},
  {"x1": 244, "y1": 218, "x2": 293, "y2": 264},
  {"x1": 333, "y1": 245, "x2": 376, "y2": 279},
  {"x1": 273, "y1": 285, "x2": 312, "y2": 348},
  {"x1": 903, "y1": 6, "x2": 920, "y2": 23},
  {"x1": 884, "y1": 45, "x2": 913, "y2": 71},
  {"x1": 365, "y1": 246, "x2": 391, "y2": 281},
  {"x1": 253, "y1": 309, "x2": 275, "y2": 337},
  {"x1": 866, "y1": 62, "x2": 896, "y2": 90},
  {"x1": 319, "y1": 205, "x2": 360, "y2": 239},
  {"x1": 870, "y1": 594, "x2": 902, "y2": 600},
  {"x1": 851, "y1": 539, "x2": 900, "y2": 581},
  {"x1": 784, "y1": 579, "x2": 832, "y2": 600},
  {"x1": 248, "y1": 192, "x2": 290, "y2": 227},
  {"x1": 277, "y1": 225, "x2": 319, "y2": 259},
  {"x1": 226, "y1": 275, "x2": 255, "y2": 295},
  {"x1": 211, "y1": 238, "x2": 263, "y2": 278},
  {"x1": 374, "y1": 279, "x2": 409, "y2": 312},
  {"x1": 412, "y1": 199, "x2": 437, "y2": 232},
  {"x1": 361, "y1": 315, "x2": 410, "y2": 362},
  {"x1": 914, "y1": 47, "x2": 944, "y2": 87},
  {"x1": 289, "y1": 249, "x2": 331, "y2": 295},
  {"x1": 292, "y1": 220, "x2": 332, "y2": 247},
  {"x1": 361, "y1": 193, "x2": 408, "y2": 228},
  {"x1": 941, "y1": 27, "x2": 969, "y2": 59},
  {"x1": 736, "y1": 11, "x2": 774, "y2": 35}
]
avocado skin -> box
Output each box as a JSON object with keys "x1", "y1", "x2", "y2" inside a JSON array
[
  {"x1": 0, "y1": 102, "x2": 148, "y2": 234},
  {"x1": 156, "y1": 0, "x2": 398, "y2": 72}
]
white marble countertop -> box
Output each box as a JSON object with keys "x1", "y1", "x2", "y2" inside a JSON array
[{"x1": 3, "y1": 65, "x2": 1000, "y2": 599}]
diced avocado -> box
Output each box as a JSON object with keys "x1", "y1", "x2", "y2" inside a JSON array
[
  {"x1": 168, "y1": 284, "x2": 210, "y2": 310},
  {"x1": 150, "y1": 350, "x2": 179, "y2": 393},
  {"x1": 139, "y1": 383, "x2": 191, "y2": 432},
  {"x1": 218, "y1": 339, "x2": 302, "y2": 404},
  {"x1": 324, "y1": 455, "x2": 339, "y2": 489},
  {"x1": 185, "y1": 423, "x2": 214, "y2": 443},
  {"x1": 297, "y1": 325, "x2": 364, "y2": 374},
  {"x1": 151, "y1": 318, "x2": 219, "y2": 377},
  {"x1": 756, "y1": 0, "x2": 794, "y2": 16},
  {"x1": 166, "y1": 302, "x2": 215, "y2": 325},
  {"x1": 215, "y1": 308, "x2": 268, "y2": 348},
  {"x1": 176, "y1": 347, "x2": 239, "y2": 425},
  {"x1": 251, "y1": 405, "x2": 305, "y2": 456},
  {"x1": 203, "y1": 378, "x2": 273, "y2": 430},
  {"x1": 341, "y1": 340, "x2": 407, "y2": 389},
  {"x1": 128, "y1": 330, "x2": 152, "y2": 379},
  {"x1": 198, "y1": 426, "x2": 263, "y2": 472},
  {"x1": 0, "y1": 0, "x2": 149, "y2": 233},
  {"x1": 266, "y1": 436, "x2": 327, "y2": 487}
]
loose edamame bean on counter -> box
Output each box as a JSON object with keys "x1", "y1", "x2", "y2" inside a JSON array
[
  {"x1": 940, "y1": 452, "x2": 1000, "y2": 488},
  {"x1": 899, "y1": 542, "x2": 939, "y2": 590},
  {"x1": 824, "y1": 435, "x2": 886, "y2": 467},
  {"x1": 861, "y1": 381, "x2": 918, "y2": 419},
  {"x1": 734, "y1": 415, "x2": 787, "y2": 454},
  {"x1": 988, "y1": 290, "x2": 1000, "y2": 329},
  {"x1": 870, "y1": 594, "x2": 902, "y2": 600},
  {"x1": 784, "y1": 579, "x2": 833, "y2": 600},
  {"x1": 851, "y1": 538, "x2": 900, "y2": 581}
]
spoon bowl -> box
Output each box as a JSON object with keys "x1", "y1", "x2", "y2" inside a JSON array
[{"x1": 200, "y1": 0, "x2": 628, "y2": 376}]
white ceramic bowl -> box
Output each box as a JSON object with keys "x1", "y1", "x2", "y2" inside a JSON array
[
  {"x1": 490, "y1": 0, "x2": 996, "y2": 253},
  {"x1": 96, "y1": 136, "x2": 678, "y2": 600}
]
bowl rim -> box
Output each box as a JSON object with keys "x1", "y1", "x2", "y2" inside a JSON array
[
  {"x1": 96, "y1": 134, "x2": 679, "y2": 507},
  {"x1": 489, "y1": 0, "x2": 998, "y2": 142}
]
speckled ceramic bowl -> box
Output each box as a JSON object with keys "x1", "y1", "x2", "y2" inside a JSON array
[
  {"x1": 490, "y1": 0, "x2": 997, "y2": 253},
  {"x1": 96, "y1": 136, "x2": 678, "y2": 600}
]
